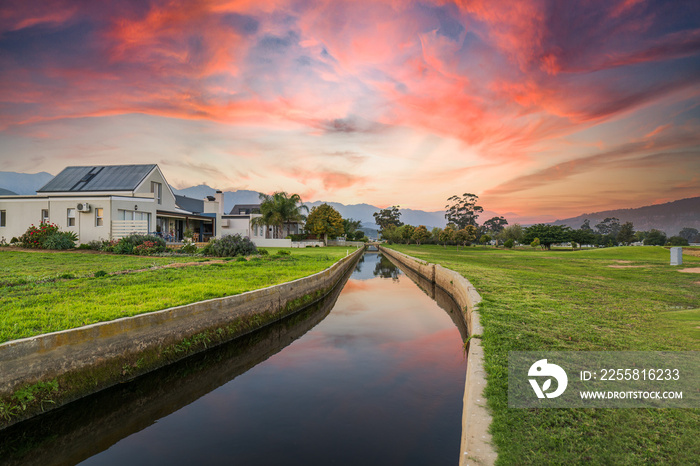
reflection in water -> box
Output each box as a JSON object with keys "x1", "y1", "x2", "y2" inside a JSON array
[
  {"x1": 1, "y1": 254, "x2": 467, "y2": 466},
  {"x1": 372, "y1": 253, "x2": 400, "y2": 281}
]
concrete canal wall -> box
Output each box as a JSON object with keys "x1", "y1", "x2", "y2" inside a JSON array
[
  {"x1": 378, "y1": 246, "x2": 496, "y2": 466},
  {"x1": 0, "y1": 248, "x2": 363, "y2": 428}
]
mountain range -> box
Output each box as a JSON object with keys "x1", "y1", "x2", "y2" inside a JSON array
[
  {"x1": 2, "y1": 171, "x2": 698, "y2": 235},
  {"x1": 551, "y1": 197, "x2": 700, "y2": 236},
  {"x1": 0, "y1": 171, "x2": 54, "y2": 195}
]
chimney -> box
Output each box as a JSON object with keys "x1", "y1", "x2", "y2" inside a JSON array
[{"x1": 215, "y1": 190, "x2": 224, "y2": 215}]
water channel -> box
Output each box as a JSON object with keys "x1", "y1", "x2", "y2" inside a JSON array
[{"x1": 0, "y1": 252, "x2": 469, "y2": 465}]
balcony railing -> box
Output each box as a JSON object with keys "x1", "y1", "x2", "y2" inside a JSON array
[{"x1": 111, "y1": 220, "x2": 148, "y2": 239}]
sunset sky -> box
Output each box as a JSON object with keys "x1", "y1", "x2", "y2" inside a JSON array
[{"x1": 1, "y1": 0, "x2": 699, "y2": 220}]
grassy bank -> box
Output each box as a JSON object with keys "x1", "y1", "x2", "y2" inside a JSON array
[
  {"x1": 0, "y1": 247, "x2": 354, "y2": 343},
  {"x1": 387, "y1": 244, "x2": 699, "y2": 464}
]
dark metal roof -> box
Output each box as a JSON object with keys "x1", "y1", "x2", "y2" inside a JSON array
[
  {"x1": 38, "y1": 165, "x2": 157, "y2": 192},
  {"x1": 229, "y1": 204, "x2": 260, "y2": 215},
  {"x1": 175, "y1": 194, "x2": 204, "y2": 213},
  {"x1": 156, "y1": 210, "x2": 214, "y2": 221},
  {"x1": 0, "y1": 188, "x2": 17, "y2": 195}
]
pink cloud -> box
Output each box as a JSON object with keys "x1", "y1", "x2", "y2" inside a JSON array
[{"x1": 1, "y1": 0, "x2": 699, "y2": 217}]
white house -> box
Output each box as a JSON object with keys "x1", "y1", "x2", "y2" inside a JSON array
[
  {"x1": 0, "y1": 164, "x2": 222, "y2": 244},
  {"x1": 220, "y1": 204, "x2": 304, "y2": 247}
]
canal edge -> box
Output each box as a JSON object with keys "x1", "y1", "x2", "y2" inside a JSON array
[
  {"x1": 378, "y1": 246, "x2": 497, "y2": 466},
  {"x1": 0, "y1": 247, "x2": 365, "y2": 430}
]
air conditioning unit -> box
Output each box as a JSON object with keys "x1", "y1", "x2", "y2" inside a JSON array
[{"x1": 77, "y1": 202, "x2": 91, "y2": 212}]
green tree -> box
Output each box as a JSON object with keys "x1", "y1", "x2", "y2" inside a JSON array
[
  {"x1": 523, "y1": 224, "x2": 571, "y2": 250},
  {"x1": 445, "y1": 193, "x2": 483, "y2": 229},
  {"x1": 381, "y1": 224, "x2": 399, "y2": 243},
  {"x1": 252, "y1": 192, "x2": 307, "y2": 239},
  {"x1": 595, "y1": 217, "x2": 621, "y2": 236},
  {"x1": 666, "y1": 236, "x2": 689, "y2": 246},
  {"x1": 305, "y1": 203, "x2": 344, "y2": 245},
  {"x1": 480, "y1": 234, "x2": 492, "y2": 244},
  {"x1": 483, "y1": 216, "x2": 508, "y2": 235},
  {"x1": 411, "y1": 225, "x2": 431, "y2": 245},
  {"x1": 635, "y1": 230, "x2": 649, "y2": 242},
  {"x1": 352, "y1": 230, "x2": 367, "y2": 241},
  {"x1": 643, "y1": 229, "x2": 667, "y2": 246},
  {"x1": 617, "y1": 222, "x2": 635, "y2": 245},
  {"x1": 438, "y1": 225, "x2": 456, "y2": 247},
  {"x1": 570, "y1": 228, "x2": 595, "y2": 249},
  {"x1": 397, "y1": 224, "x2": 415, "y2": 245},
  {"x1": 343, "y1": 218, "x2": 362, "y2": 238},
  {"x1": 455, "y1": 226, "x2": 477, "y2": 249},
  {"x1": 678, "y1": 227, "x2": 699, "y2": 242},
  {"x1": 498, "y1": 224, "x2": 524, "y2": 243},
  {"x1": 580, "y1": 219, "x2": 593, "y2": 231},
  {"x1": 530, "y1": 238, "x2": 540, "y2": 248},
  {"x1": 431, "y1": 227, "x2": 442, "y2": 244},
  {"x1": 373, "y1": 206, "x2": 403, "y2": 235}
]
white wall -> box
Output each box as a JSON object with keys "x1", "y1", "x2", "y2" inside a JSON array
[
  {"x1": 0, "y1": 197, "x2": 50, "y2": 240},
  {"x1": 0, "y1": 195, "x2": 157, "y2": 244},
  {"x1": 254, "y1": 238, "x2": 292, "y2": 248},
  {"x1": 134, "y1": 166, "x2": 178, "y2": 212}
]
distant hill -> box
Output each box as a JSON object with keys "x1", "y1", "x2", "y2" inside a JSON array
[
  {"x1": 551, "y1": 197, "x2": 700, "y2": 235},
  {"x1": 0, "y1": 171, "x2": 54, "y2": 195}
]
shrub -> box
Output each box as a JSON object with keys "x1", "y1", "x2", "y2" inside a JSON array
[
  {"x1": 134, "y1": 241, "x2": 161, "y2": 255},
  {"x1": 43, "y1": 231, "x2": 78, "y2": 250},
  {"x1": 203, "y1": 234, "x2": 257, "y2": 257},
  {"x1": 100, "y1": 240, "x2": 118, "y2": 252},
  {"x1": 180, "y1": 238, "x2": 198, "y2": 254},
  {"x1": 85, "y1": 240, "x2": 104, "y2": 250},
  {"x1": 113, "y1": 241, "x2": 134, "y2": 255},
  {"x1": 19, "y1": 223, "x2": 60, "y2": 248},
  {"x1": 504, "y1": 239, "x2": 515, "y2": 248},
  {"x1": 530, "y1": 238, "x2": 540, "y2": 248},
  {"x1": 276, "y1": 249, "x2": 291, "y2": 256},
  {"x1": 10, "y1": 237, "x2": 18, "y2": 244},
  {"x1": 114, "y1": 234, "x2": 166, "y2": 255},
  {"x1": 258, "y1": 249, "x2": 269, "y2": 255},
  {"x1": 94, "y1": 270, "x2": 109, "y2": 278}
]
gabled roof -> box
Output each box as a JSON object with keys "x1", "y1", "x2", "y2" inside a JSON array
[
  {"x1": 38, "y1": 165, "x2": 157, "y2": 193},
  {"x1": 175, "y1": 194, "x2": 204, "y2": 214},
  {"x1": 0, "y1": 188, "x2": 17, "y2": 195}
]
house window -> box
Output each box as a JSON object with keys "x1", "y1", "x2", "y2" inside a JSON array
[
  {"x1": 118, "y1": 209, "x2": 150, "y2": 224},
  {"x1": 151, "y1": 182, "x2": 162, "y2": 205},
  {"x1": 0, "y1": 210, "x2": 5, "y2": 227},
  {"x1": 95, "y1": 208, "x2": 104, "y2": 227},
  {"x1": 41, "y1": 209, "x2": 49, "y2": 224},
  {"x1": 67, "y1": 208, "x2": 76, "y2": 227}
]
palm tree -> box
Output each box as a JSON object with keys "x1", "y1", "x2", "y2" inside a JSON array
[{"x1": 251, "y1": 192, "x2": 308, "y2": 239}]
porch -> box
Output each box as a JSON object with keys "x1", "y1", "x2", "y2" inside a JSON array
[{"x1": 156, "y1": 210, "x2": 216, "y2": 242}]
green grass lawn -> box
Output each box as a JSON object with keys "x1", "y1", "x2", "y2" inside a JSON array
[
  {"x1": 387, "y1": 244, "x2": 700, "y2": 465},
  {"x1": 0, "y1": 247, "x2": 353, "y2": 343}
]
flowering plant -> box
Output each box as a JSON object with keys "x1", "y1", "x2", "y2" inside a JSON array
[{"x1": 19, "y1": 223, "x2": 60, "y2": 249}]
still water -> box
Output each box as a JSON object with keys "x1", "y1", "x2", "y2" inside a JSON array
[{"x1": 1, "y1": 253, "x2": 468, "y2": 465}]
